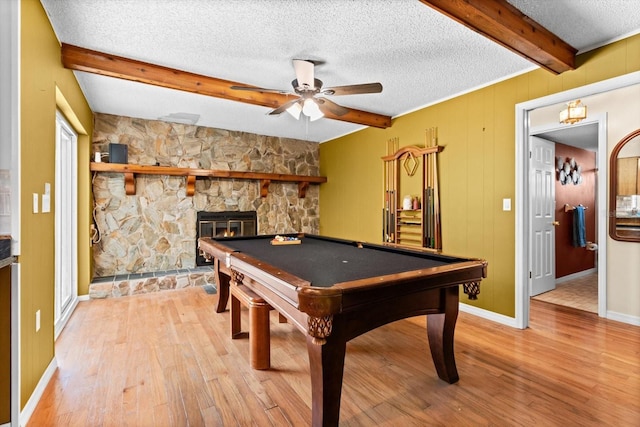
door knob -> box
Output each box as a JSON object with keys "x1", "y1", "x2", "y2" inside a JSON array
[{"x1": 552, "y1": 221, "x2": 560, "y2": 226}]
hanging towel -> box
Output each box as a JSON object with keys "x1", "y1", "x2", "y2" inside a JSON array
[{"x1": 572, "y1": 206, "x2": 586, "y2": 247}]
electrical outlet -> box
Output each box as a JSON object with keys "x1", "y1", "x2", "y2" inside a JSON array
[{"x1": 36, "y1": 309, "x2": 41, "y2": 332}]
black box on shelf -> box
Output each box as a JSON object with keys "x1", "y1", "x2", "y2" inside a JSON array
[
  {"x1": 0, "y1": 236, "x2": 10, "y2": 260},
  {"x1": 109, "y1": 143, "x2": 128, "y2": 164}
]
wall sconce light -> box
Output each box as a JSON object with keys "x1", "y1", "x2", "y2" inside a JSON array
[{"x1": 559, "y1": 100, "x2": 587, "y2": 125}]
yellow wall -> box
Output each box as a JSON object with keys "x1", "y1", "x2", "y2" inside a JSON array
[
  {"x1": 20, "y1": 0, "x2": 93, "y2": 408},
  {"x1": 320, "y1": 33, "x2": 640, "y2": 317}
]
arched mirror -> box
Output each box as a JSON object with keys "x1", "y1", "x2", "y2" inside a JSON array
[{"x1": 610, "y1": 129, "x2": 640, "y2": 242}]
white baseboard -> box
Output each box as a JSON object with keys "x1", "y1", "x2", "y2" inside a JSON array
[
  {"x1": 606, "y1": 310, "x2": 640, "y2": 326},
  {"x1": 459, "y1": 300, "x2": 640, "y2": 328},
  {"x1": 1, "y1": 422, "x2": 10, "y2": 427},
  {"x1": 77, "y1": 294, "x2": 89, "y2": 301},
  {"x1": 19, "y1": 357, "x2": 57, "y2": 427},
  {"x1": 459, "y1": 302, "x2": 519, "y2": 328},
  {"x1": 555, "y1": 268, "x2": 597, "y2": 284}
]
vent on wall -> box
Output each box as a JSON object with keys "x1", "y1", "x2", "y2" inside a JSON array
[{"x1": 158, "y1": 112, "x2": 200, "y2": 125}]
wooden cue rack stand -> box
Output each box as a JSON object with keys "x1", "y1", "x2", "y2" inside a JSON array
[{"x1": 382, "y1": 128, "x2": 443, "y2": 250}]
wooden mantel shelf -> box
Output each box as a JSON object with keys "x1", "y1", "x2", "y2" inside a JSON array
[{"x1": 90, "y1": 163, "x2": 327, "y2": 198}]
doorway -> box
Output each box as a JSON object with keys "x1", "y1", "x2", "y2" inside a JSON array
[
  {"x1": 515, "y1": 71, "x2": 640, "y2": 329},
  {"x1": 55, "y1": 111, "x2": 78, "y2": 338},
  {"x1": 529, "y1": 121, "x2": 600, "y2": 313}
]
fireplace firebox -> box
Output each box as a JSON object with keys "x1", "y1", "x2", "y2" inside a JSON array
[{"x1": 196, "y1": 211, "x2": 257, "y2": 266}]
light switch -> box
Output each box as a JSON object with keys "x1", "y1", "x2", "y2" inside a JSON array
[
  {"x1": 42, "y1": 194, "x2": 51, "y2": 213},
  {"x1": 502, "y1": 198, "x2": 511, "y2": 211},
  {"x1": 33, "y1": 193, "x2": 39, "y2": 213}
]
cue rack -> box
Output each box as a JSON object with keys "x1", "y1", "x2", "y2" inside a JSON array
[{"x1": 382, "y1": 128, "x2": 443, "y2": 250}]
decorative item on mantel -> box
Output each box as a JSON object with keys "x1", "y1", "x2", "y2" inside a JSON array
[
  {"x1": 559, "y1": 99, "x2": 587, "y2": 125},
  {"x1": 556, "y1": 156, "x2": 583, "y2": 185}
]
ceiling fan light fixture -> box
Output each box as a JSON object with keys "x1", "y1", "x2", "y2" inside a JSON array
[
  {"x1": 302, "y1": 98, "x2": 324, "y2": 121},
  {"x1": 285, "y1": 102, "x2": 302, "y2": 120}
]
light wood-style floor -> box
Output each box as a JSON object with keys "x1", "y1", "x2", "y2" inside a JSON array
[
  {"x1": 28, "y1": 287, "x2": 640, "y2": 426},
  {"x1": 532, "y1": 272, "x2": 598, "y2": 313}
]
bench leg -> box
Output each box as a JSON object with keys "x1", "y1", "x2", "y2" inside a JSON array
[
  {"x1": 250, "y1": 304, "x2": 271, "y2": 370},
  {"x1": 229, "y1": 285, "x2": 272, "y2": 370}
]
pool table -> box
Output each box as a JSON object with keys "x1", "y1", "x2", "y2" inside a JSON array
[{"x1": 198, "y1": 234, "x2": 487, "y2": 427}]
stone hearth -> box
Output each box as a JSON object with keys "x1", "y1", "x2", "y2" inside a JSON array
[{"x1": 89, "y1": 266, "x2": 215, "y2": 299}]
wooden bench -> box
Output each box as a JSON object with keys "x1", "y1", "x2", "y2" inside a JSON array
[{"x1": 230, "y1": 284, "x2": 272, "y2": 369}]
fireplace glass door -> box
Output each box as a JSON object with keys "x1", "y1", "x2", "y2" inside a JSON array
[{"x1": 196, "y1": 211, "x2": 257, "y2": 265}]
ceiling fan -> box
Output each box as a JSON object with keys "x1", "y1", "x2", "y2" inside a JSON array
[{"x1": 231, "y1": 59, "x2": 383, "y2": 122}]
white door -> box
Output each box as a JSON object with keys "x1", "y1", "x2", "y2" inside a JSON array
[
  {"x1": 55, "y1": 112, "x2": 78, "y2": 337},
  {"x1": 530, "y1": 136, "x2": 556, "y2": 296}
]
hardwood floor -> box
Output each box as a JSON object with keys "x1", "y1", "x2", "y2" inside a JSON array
[{"x1": 28, "y1": 287, "x2": 640, "y2": 426}]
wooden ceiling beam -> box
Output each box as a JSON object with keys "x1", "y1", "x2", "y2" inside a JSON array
[
  {"x1": 61, "y1": 43, "x2": 391, "y2": 129},
  {"x1": 418, "y1": 0, "x2": 576, "y2": 74}
]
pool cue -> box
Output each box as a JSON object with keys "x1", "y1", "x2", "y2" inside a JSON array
[{"x1": 431, "y1": 130, "x2": 441, "y2": 250}]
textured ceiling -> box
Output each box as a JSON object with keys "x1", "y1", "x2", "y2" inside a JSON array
[{"x1": 40, "y1": 0, "x2": 640, "y2": 142}]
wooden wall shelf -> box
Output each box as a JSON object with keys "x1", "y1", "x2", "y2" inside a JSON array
[{"x1": 90, "y1": 163, "x2": 327, "y2": 198}]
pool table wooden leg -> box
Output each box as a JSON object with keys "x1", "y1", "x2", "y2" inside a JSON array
[
  {"x1": 214, "y1": 258, "x2": 230, "y2": 313},
  {"x1": 427, "y1": 286, "x2": 460, "y2": 384},
  {"x1": 306, "y1": 333, "x2": 347, "y2": 427},
  {"x1": 230, "y1": 293, "x2": 242, "y2": 338}
]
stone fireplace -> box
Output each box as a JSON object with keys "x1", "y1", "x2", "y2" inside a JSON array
[
  {"x1": 91, "y1": 113, "x2": 321, "y2": 279},
  {"x1": 196, "y1": 210, "x2": 257, "y2": 266}
]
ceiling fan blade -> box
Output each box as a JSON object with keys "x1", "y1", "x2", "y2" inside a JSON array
[
  {"x1": 230, "y1": 85, "x2": 291, "y2": 95},
  {"x1": 322, "y1": 82, "x2": 383, "y2": 96},
  {"x1": 315, "y1": 97, "x2": 350, "y2": 116},
  {"x1": 268, "y1": 98, "x2": 302, "y2": 116},
  {"x1": 292, "y1": 59, "x2": 315, "y2": 89}
]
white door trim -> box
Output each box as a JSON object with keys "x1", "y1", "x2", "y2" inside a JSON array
[
  {"x1": 515, "y1": 71, "x2": 640, "y2": 329},
  {"x1": 54, "y1": 111, "x2": 78, "y2": 339}
]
